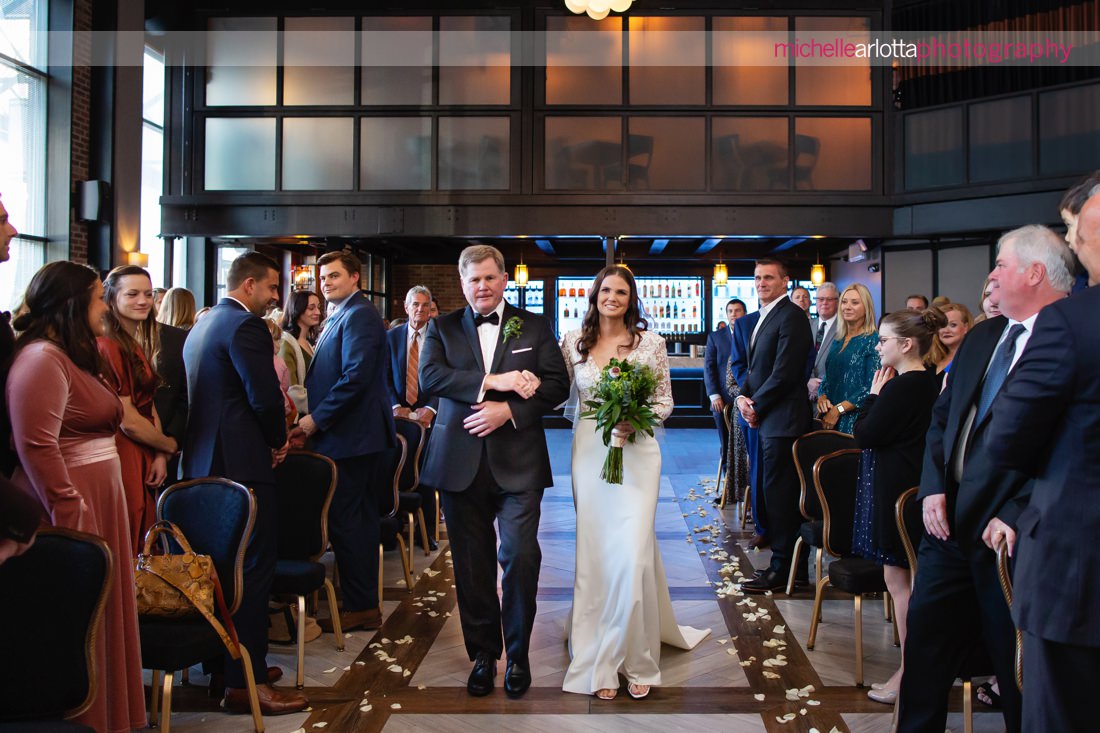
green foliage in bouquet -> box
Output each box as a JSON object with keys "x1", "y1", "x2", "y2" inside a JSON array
[{"x1": 579, "y1": 357, "x2": 662, "y2": 484}]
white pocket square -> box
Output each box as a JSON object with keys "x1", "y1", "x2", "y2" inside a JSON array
[{"x1": 511, "y1": 347, "x2": 533, "y2": 354}]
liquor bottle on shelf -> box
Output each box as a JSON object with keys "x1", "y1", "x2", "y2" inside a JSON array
[
  {"x1": 564, "y1": 305, "x2": 570, "y2": 318},
  {"x1": 692, "y1": 304, "x2": 698, "y2": 318},
  {"x1": 664, "y1": 284, "x2": 670, "y2": 298},
  {"x1": 695, "y1": 282, "x2": 700, "y2": 296},
  {"x1": 559, "y1": 286, "x2": 566, "y2": 297},
  {"x1": 677, "y1": 284, "x2": 682, "y2": 297}
]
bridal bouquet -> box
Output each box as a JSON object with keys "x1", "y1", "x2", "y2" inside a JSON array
[{"x1": 580, "y1": 358, "x2": 662, "y2": 485}]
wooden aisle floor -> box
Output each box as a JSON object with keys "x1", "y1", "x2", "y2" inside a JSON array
[{"x1": 150, "y1": 430, "x2": 1007, "y2": 733}]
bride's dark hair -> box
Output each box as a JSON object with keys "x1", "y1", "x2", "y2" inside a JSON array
[{"x1": 575, "y1": 265, "x2": 648, "y2": 363}]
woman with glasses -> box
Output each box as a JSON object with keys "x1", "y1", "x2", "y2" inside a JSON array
[
  {"x1": 852, "y1": 306, "x2": 946, "y2": 704},
  {"x1": 816, "y1": 283, "x2": 880, "y2": 434}
]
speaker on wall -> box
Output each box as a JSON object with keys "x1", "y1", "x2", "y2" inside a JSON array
[{"x1": 76, "y1": 180, "x2": 110, "y2": 223}]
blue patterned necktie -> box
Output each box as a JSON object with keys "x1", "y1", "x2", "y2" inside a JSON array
[{"x1": 975, "y1": 324, "x2": 1026, "y2": 424}]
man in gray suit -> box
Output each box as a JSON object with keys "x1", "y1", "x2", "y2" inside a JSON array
[{"x1": 806, "y1": 282, "x2": 839, "y2": 400}]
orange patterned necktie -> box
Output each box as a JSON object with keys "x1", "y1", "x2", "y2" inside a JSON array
[{"x1": 406, "y1": 331, "x2": 419, "y2": 406}]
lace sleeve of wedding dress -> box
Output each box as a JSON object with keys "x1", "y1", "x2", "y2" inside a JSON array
[
  {"x1": 648, "y1": 332, "x2": 675, "y2": 423},
  {"x1": 559, "y1": 330, "x2": 581, "y2": 426}
]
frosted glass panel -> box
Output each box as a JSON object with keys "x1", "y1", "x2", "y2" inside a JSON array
[
  {"x1": 438, "y1": 117, "x2": 509, "y2": 190},
  {"x1": 439, "y1": 17, "x2": 511, "y2": 105},
  {"x1": 795, "y1": 117, "x2": 871, "y2": 190},
  {"x1": 970, "y1": 96, "x2": 1032, "y2": 182},
  {"x1": 1039, "y1": 83, "x2": 1100, "y2": 175},
  {"x1": 628, "y1": 16, "x2": 705, "y2": 105},
  {"x1": 283, "y1": 118, "x2": 354, "y2": 190},
  {"x1": 905, "y1": 107, "x2": 964, "y2": 189},
  {"x1": 206, "y1": 18, "x2": 277, "y2": 106},
  {"x1": 713, "y1": 17, "x2": 788, "y2": 106},
  {"x1": 284, "y1": 17, "x2": 354, "y2": 106},
  {"x1": 360, "y1": 117, "x2": 432, "y2": 190},
  {"x1": 625, "y1": 118, "x2": 704, "y2": 191},
  {"x1": 794, "y1": 17, "x2": 871, "y2": 106},
  {"x1": 204, "y1": 118, "x2": 275, "y2": 190},
  {"x1": 545, "y1": 16, "x2": 622, "y2": 105},
  {"x1": 712, "y1": 117, "x2": 789, "y2": 191},
  {"x1": 362, "y1": 17, "x2": 433, "y2": 106},
  {"x1": 545, "y1": 117, "x2": 621, "y2": 190}
]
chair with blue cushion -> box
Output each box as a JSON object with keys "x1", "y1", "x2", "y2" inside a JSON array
[
  {"x1": 0, "y1": 528, "x2": 111, "y2": 733},
  {"x1": 271, "y1": 450, "x2": 344, "y2": 688},
  {"x1": 141, "y1": 477, "x2": 265, "y2": 733}
]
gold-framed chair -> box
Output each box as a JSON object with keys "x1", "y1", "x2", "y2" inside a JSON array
[
  {"x1": 996, "y1": 542, "x2": 1023, "y2": 693},
  {"x1": 272, "y1": 450, "x2": 344, "y2": 688},
  {"x1": 786, "y1": 429, "x2": 857, "y2": 594},
  {"x1": 143, "y1": 478, "x2": 265, "y2": 733},
  {"x1": 393, "y1": 416, "x2": 434, "y2": 563},
  {"x1": 378, "y1": 433, "x2": 414, "y2": 597}
]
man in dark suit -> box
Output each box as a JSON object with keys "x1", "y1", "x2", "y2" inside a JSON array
[
  {"x1": 386, "y1": 285, "x2": 440, "y2": 544},
  {"x1": 420, "y1": 245, "x2": 569, "y2": 699},
  {"x1": 897, "y1": 225, "x2": 1074, "y2": 731},
  {"x1": 728, "y1": 306, "x2": 763, "y2": 538},
  {"x1": 806, "y1": 282, "x2": 839, "y2": 400},
  {"x1": 155, "y1": 322, "x2": 189, "y2": 481},
  {"x1": 984, "y1": 195, "x2": 1100, "y2": 732},
  {"x1": 181, "y1": 252, "x2": 306, "y2": 714},
  {"x1": 734, "y1": 259, "x2": 813, "y2": 593},
  {"x1": 296, "y1": 251, "x2": 397, "y2": 633},
  {"x1": 704, "y1": 299, "x2": 745, "y2": 475}
]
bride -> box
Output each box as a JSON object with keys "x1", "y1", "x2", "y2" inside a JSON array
[{"x1": 560, "y1": 266, "x2": 710, "y2": 700}]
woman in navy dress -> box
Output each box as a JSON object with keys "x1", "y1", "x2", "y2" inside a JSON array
[
  {"x1": 816, "y1": 283, "x2": 879, "y2": 434},
  {"x1": 852, "y1": 306, "x2": 947, "y2": 704}
]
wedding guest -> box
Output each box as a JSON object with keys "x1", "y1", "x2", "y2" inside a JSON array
[
  {"x1": 278, "y1": 289, "x2": 322, "y2": 389},
  {"x1": 156, "y1": 287, "x2": 197, "y2": 330},
  {"x1": 7, "y1": 261, "x2": 146, "y2": 732},
  {"x1": 816, "y1": 283, "x2": 879, "y2": 433},
  {"x1": 152, "y1": 287, "x2": 167, "y2": 316},
  {"x1": 852, "y1": 306, "x2": 946, "y2": 704},
  {"x1": 98, "y1": 265, "x2": 179, "y2": 550},
  {"x1": 976, "y1": 276, "x2": 1001, "y2": 324},
  {"x1": 1059, "y1": 170, "x2": 1100, "y2": 290},
  {"x1": 429, "y1": 295, "x2": 440, "y2": 319},
  {"x1": 722, "y1": 299, "x2": 750, "y2": 504},
  {"x1": 560, "y1": 265, "x2": 709, "y2": 700},
  {"x1": 791, "y1": 286, "x2": 812, "y2": 316},
  {"x1": 704, "y1": 300, "x2": 743, "y2": 473},
  {"x1": 927, "y1": 302, "x2": 972, "y2": 374},
  {"x1": 265, "y1": 317, "x2": 296, "y2": 424},
  {"x1": 905, "y1": 294, "x2": 929, "y2": 312}
]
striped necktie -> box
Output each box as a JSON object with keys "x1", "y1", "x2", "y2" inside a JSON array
[{"x1": 405, "y1": 331, "x2": 420, "y2": 406}]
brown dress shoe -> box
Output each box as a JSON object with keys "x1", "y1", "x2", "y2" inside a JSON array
[
  {"x1": 208, "y1": 666, "x2": 284, "y2": 698},
  {"x1": 746, "y1": 534, "x2": 770, "y2": 550},
  {"x1": 318, "y1": 608, "x2": 382, "y2": 633},
  {"x1": 223, "y1": 683, "x2": 308, "y2": 715}
]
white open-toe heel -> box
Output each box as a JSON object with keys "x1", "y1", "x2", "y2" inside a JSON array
[{"x1": 627, "y1": 683, "x2": 651, "y2": 699}]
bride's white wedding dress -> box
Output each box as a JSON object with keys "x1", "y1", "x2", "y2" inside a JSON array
[{"x1": 560, "y1": 329, "x2": 711, "y2": 695}]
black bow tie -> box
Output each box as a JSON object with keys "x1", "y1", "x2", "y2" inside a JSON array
[{"x1": 474, "y1": 312, "x2": 500, "y2": 327}]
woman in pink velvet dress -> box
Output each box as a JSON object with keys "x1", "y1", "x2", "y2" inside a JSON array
[
  {"x1": 7, "y1": 261, "x2": 145, "y2": 733},
  {"x1": 98, "y1": 265, "x2": 177, "y2": 551}
]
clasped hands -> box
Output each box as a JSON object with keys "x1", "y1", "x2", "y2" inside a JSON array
[
  {"x1": 464, "y1": 370, "x2": 541, "y2": 438},
  {"x1": 736, "y1": 395, "x2": 758, "y2": 428}
]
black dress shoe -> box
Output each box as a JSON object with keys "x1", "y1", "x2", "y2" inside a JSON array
[
  {"x1": 752, "y1": 568, "x2": 766, "y2": 579},
  {"x1": 740, "y1": 569, "x2": 786, "y2": 594},
  {"x1": 467, "y1": 653, "x2": 497, "y2": 697},
  {"x1": 504, "y1": 661, "x2": 531, "y2": 699}
]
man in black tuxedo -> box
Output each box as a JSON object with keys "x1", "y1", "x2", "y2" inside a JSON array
[
  {"x1": 420, "y1": 245, "x2": 569, "y2": 698},
  {"x1": 386, "y1": 285, "x2": 440, "y2": 544},
  {"x1": 704, "y1": 299, "x2": 744, "y2": 478},
  {"x1": 734, "y1": 259, "x2": 813, "y2": 593},
  {"x1": 984, "y1": 195, "x2": 1100, "y2": 732},
  {"x1": 181, "y1": 252, "x2": 306, "y2": 714},
  {"x1": 897, "y1": 225, "x2": 1074, "y2": 732}
]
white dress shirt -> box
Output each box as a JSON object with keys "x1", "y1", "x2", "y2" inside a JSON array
[
  {"x1": 751, "y1": 293, "x2": 789, "y2": 347},
  {"x1": 475, "y1": 300, "x2": 508, "y2": 404}
]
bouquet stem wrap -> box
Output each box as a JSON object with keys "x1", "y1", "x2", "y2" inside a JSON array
[{"x1": 580, "y1": 358, "x2": 662, "y2": 485}]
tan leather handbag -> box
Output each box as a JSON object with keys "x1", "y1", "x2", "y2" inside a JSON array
[{"x1": 134, "y1": 520, "x2": 239, "y2": 657}]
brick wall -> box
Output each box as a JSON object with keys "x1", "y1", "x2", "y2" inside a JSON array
[
  {"x1": 390, "y1": 264, "x2": 464, "y2": 317},
  {"x1": 68, "y1": 0, "x2": 93, "y2": 264}
]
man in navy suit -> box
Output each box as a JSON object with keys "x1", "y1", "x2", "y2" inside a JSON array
[
  {"x1": 387, "y1": 285, "x2": 440, "y2": 544},
  {"x1": 296, "y1": 251, "x2": 397, "y2": 633},
  {"x1": 985, "y1": 192, "x2": 1100, "y2": 731},
  {"x1": 729, "y1": 305, "x2": 763, "y2": 541},
  {"x1": 181, "y1": 252, "x2": 306, "y2": 714},
  {"x1": 897, "y1": 225, "x2": 1073, "y2": 731},
  {"x1": 733, "y1": 259, "x2": 814, "y2": 593},
  {"x1": 419, "y1": 245, "x2": 569, "y2": 699},
  {"x1": 704, "y1": 299, "x2": 745, "y2": 482}
]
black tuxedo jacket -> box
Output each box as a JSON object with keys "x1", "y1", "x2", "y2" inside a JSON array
[
  {"x1": 986, "y1": 288, "x2": 1100, "y2": 646},
  {"x1": 154, "y1": 323, "x2": 189, "y2": 445},
  {"x1": 735, "y1": 298, "x2": 813, "y2": 438},
  {"x1": 385, "y1": 324, "x2": 439, "y2": 413},
  {"x1": 419, "y1": 303, "x2": 569, "y2": 493},
  {"x1": 917, "y1": 315, "x2": 1032, "y2": 557}
]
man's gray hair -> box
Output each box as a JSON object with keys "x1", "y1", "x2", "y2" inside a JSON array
[
  {"x1": 998, "y1": 224, "x2": 1076, "y2": 293},
  {"x1": 1090, "y1": 182, "x2": 1100, "y2": 199},
  {"x1": 816, "y1": 281, "x2": 839, "y2": 295},
  {"x1": 458, "y1": 245, "x2": 506, "y2": 277},
  {"x1": 405, "y1": 285, "x2": 432, "y2": 306}
]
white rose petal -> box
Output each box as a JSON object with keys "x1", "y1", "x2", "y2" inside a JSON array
[
  {"x1": 323, "y1": 667, "x2": 337, "y2": 674},
  {"x1": 313, "y1": 724, "x2": 328, "y2": 729},
  {"x1": 754, "y1": 693, "x2": 765, "y2": 701},
  {"x1": 387, "y1": 664, "x2": 403, "y2": 673},
  {"x1": 359, "y1": 704, "x2": 372, "y2": 712},
  {"x1": 391, "y1": 703, "x2": 402, "y2": 710}
]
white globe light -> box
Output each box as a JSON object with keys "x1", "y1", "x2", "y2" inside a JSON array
[
  {"x1": 587, "y1": 0, "x2": 611, "y2": 13},
  {"x1": 609, "y1": 0, "x2": 632, "y2": 12},
  {"x1": 586, "y1": 6, "x2": 610, "y2": 19},
  {"x1": 564, "y1": 0, "x2": 589, "y2": 14}
]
